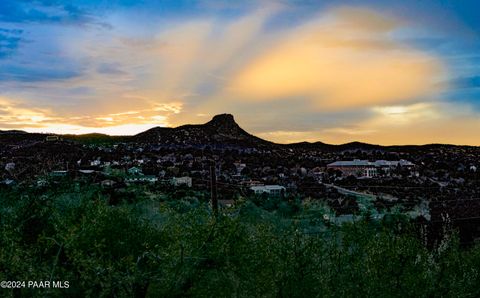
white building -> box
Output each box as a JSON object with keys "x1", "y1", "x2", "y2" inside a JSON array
[
  {"x1": 125, "y1": 175, "x2": 158, "y2": 183},
  {"x1": 234, "y1": 162, "x2": 246, "y2": 174},
  {"x1": 250, "y1": 185, "x2": 286, "y2": 196},
  {"x1": 5, "y1": 162, "x2": 15, "y2": 171},
  {"x1": 128, "y1": 167, "x2": 142, "y2": 175},
  {"x1": 78, "y1": 169, "x2": 95, "y2": 174},
  {"x1": 171, "y1": 176, "x2": 192, "y2": 187},
  {"x1": 374, "y1": 159, "x2": 415, "y2": 171},
  {"x1": 363, "y1": 167, "x2": 377, "y2": 178},
  {"x1": 90, "y1": 160, "x2": 101, "y2": 167}
]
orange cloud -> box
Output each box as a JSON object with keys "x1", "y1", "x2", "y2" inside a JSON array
[
  {"x1": 0, "y1": 96, "x2": 173, "y2": 134},
  {"x1": 0, "y1": 97, "x2": 57, "y2": 127},
  {"x1": 259, "y1": 102, "x2": 480, "y2": 145},
  {"x1": 228, "y1": 7, "x2": 445, "y2": 109},
  {"x1": 4, "y1": 5, "x2": 476, "y2": 145}
]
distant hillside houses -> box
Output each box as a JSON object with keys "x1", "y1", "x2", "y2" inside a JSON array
[{"x1": 327, "y1": 159, "x2": 415, "y2": 178}]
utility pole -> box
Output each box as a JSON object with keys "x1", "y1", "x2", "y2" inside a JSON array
[{"x1": 210, "y1": 160, "x2": 218, "y2": 216}]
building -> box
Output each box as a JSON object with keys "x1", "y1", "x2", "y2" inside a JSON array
[
  {"x1": 127, "y1": 167, "x2": 142, "y2": 175},
  {"x1": 327, "y1": 160, "x2": 376, "y2": 177},
  {"x1": 374, "y1": 160, "x2": 415, "y2": 172},
  {"x1": 78, "y1": 169, "x2": 95, "y2": 174},
  {"x1": 219, "y1": 199, "x2": 235, "y2": 208},
  {"x1": 50, "y1": 170, "x2": 68, "y2": 177},
  {"x1": 1, "y1": 179, "x2": 15, "y2": 185},
  {"x1": 101, "y1": 179, "x2": 116, "y2": 187},
  {"x1": 124, "y1": 166, "x2": 157, "y2": 183},
  {"x1": 363, "y1": 167, "x2": 377, "y2": 178},
  {"x1": 90, "y1": 160, "x2": 101, "y2": 167},
  {"x1": 4, "y1": 162, "x2": 15, "y2": 171},
  {"x1": 234, "y1": 162, "x2": 246, "y2": 174},
  {"x1": 124, "y1": 175, "x2": 158, "y2": 183},
  {"x1": 171, "y1": 176, "x2": 192, "y2": 187},
  {"x1": 250, "y1": 185, "x2": 286, "y2": 196},
  {"x1": 327, "y1": 159, "x2": 414, "y2": 178},
  {"x1": 45, "y1": 135, "x2": 59, "y2": 141}
]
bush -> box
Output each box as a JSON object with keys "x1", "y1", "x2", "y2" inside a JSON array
[{"x1": 1, "y1": 182, "x2": 480, "y2": 297}]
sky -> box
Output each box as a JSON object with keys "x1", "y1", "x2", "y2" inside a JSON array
[{"x1": 1, "y1": 0, "x2": 480, "y2": 145}]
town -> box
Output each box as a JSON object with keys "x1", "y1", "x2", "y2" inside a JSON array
[{"x1": 2, "y1": 114, "x2": 480, "y2": 244}]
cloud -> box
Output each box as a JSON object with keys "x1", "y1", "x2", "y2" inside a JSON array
[
  {"x1": 255, "y1": 101, "x2": 480, "y2": 145},
  {"x1": 21, "y1": 123, "x2": 163, "y2": 135},
  {"x1": 0, "y1": 28, "x2": 23, "y2": 59},
  {"x1": 96, "y1": 63, "x2": 127, "y2": 75},
  {"x1": 0, "y1": 64, "x2": 82, "y2": 82},
  {"x1": 318, "y1": 101, "x2": 480, "y2": 145},
  {"x1": 0, "y1": 95, "x2": 175, "y2": 134},
  {"x1": 0, "y1": 0, "x2": 106, "y2": 27},
  {"x1": 154, "y1": 103, "x2": 183, "y2": 114},
  {"x1": 0, "y1": 3, "x2": 478, "y2": 145},
  {"x1": 0, "y1": 97, "x2": 56, "y2": 128},
  {"x1": 227, "y1": 7, "x2": 445, "y2": 110}
]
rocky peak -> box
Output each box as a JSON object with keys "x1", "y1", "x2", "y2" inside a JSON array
[
  {"x1": 206, "y1": 114, "x2": 239, "y2": 130},
  {"x1": 209, "y1": 113, "x2": 235, "y2": 124}
]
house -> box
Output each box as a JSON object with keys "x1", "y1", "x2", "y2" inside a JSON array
[
  {"x1": 171, "y1": 176, "x2": 192, "y2": 187},
  {"x1": 124, "y1": 175, "x2": 158, "y2": 183},
  {"x1": 45, "y1": 135, "x2": 59, "y2": 141},
  {"x1": 50, "y1": 170, "x2": 68, "y2": 177},
  {"x1": 219, "y1": 199, "x2": 235, "y2": 208},
  {"x1": 37, "y1": 179, "x2": 47, "y2": 187},
  {"x1": 374, "y1": 159, "x2": 415, "y2": 172},
  {"x1": 128, "y1": 167, "x2": 142, "y2": 175},
  {"x1": 1, "y1": 179, "x2": 15, "y2": 185},
  {"x1": 78, "y1": 169, "x2": 95, "y2": 174},
  {"x1": 90, "y1": 160, "x2": 101, "y2": 167},
  {"x1": 4, "y1": 162, "x2": 15, "y2": 171},
  {"x1": 250, "y1": 185, "x2": 285, "y2": 196},
  {"x1": 101, "y1": 179, "x2": 116, "y2": 187},
  {"x1": 234, "y1": 162, "x2": 246, "y2": 174}
]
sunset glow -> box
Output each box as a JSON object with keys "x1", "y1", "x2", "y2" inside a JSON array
[{"x1": 1, "y1": 1, "x2": 479, "y2": 144}]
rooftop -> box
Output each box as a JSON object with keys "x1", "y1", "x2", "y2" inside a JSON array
[{"x1": 250, "y1": 185, "x2": 285, "y2": 190}]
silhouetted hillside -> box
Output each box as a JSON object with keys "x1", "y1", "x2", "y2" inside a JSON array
[{"x1": 0, "y1": 114, "x2": 476, "y2": 150}]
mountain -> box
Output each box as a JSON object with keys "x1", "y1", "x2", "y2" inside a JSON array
[
  {"x1": 0, "y1": 113, "x2": 473, "y2": 150},
  {"x1": 0, "y1": 131, "x2": 47, "y2": 145},
  {"x1": 0, "y1": 130, "x2": 28, "y2": 134},
  {"x1": 134, "y1": 113, "x2": 274, "y2": 148}
]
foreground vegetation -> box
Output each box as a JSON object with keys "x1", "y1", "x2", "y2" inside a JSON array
[{"x1": 1, "y1": 181, "x2": 480, "y2": 297}]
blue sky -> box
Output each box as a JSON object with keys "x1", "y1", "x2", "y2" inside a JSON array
[{"x1": 0, "y1": 0, "x2": 479, "y2": 144}]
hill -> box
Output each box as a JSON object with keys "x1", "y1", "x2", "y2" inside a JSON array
[
  {"x1": 0, "y1": 113, "x2": 475, "y2": 150},
  {"x1": 134, "y1": 113, "x2": 274, "y2": 148}
]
